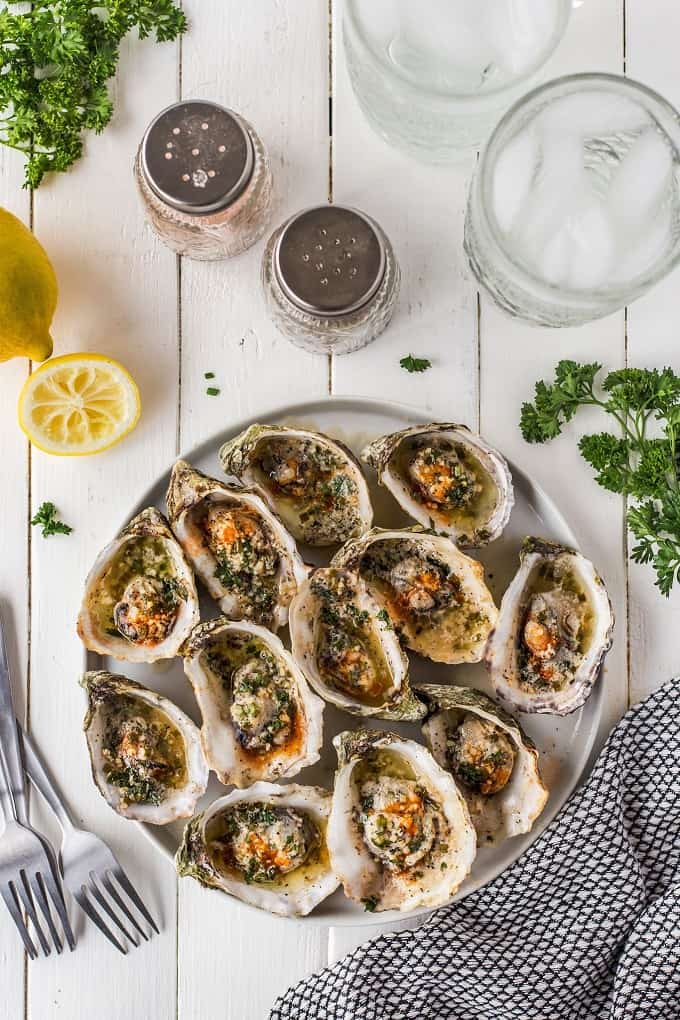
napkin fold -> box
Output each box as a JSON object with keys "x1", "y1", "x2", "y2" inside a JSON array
[{"x1": 270, "y1": 681, "x2": 680, "y2": 1020}]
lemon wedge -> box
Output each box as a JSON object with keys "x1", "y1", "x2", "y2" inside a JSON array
[{"x1": 18, "y1": 353, "x2": 141, "y2": 456}]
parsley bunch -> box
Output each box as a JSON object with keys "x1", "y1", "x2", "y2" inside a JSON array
[
  {"x1": 521, "y1": 361, "x2": 680, "y2": 596},
  {"x1": 0, "y1": 0, "x2": 186, "y2": 188}
]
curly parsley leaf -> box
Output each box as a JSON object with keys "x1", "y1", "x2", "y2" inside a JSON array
[
  {"x1": 521, "y1": 362, "x2": 680, "y2": 596},
  {"x1": 0, "y1": 1, "x2": 187, "y2": 188},
  {"x1": 400, "y1": 354, "x2": 432, "y2": 374},
  {"x1": 31, "y1": 501, "x2": 73, "y2": 537},
  {"x1": 520, "y1": 360, "x2": 602, "y2": 443}
]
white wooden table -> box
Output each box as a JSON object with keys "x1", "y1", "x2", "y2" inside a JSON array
[{"x1": 1, "y1": 2, "x2": 678, "y2": 1017}]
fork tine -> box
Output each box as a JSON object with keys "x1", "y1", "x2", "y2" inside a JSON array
[
  {"x1": 88, "y1": 874, "x2": 139, "y2": 947},
  {"x1": 1, "y1": 882, "x2": 37, "y2": 959},
  {"x1": 112, "y1": 866, "x2": 159, "y2": 934},
  {"x1": 16, "y1": 871, "x2": 50, "y2": 957},
  {"x1": 73, "y1": 888, "x2": 127, "y2": 955},
  {"x1": 29, "y1": 872, "x2": 62, "y2": 954},
  {"x1": 38, "y1": 858, "x2": 75, "y2": 951},
  {"x1": 102, "y1": 873, "x2": 148, "y2": 941}
]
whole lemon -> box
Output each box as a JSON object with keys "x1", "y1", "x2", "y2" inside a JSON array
[{"x1": 0, "y1": 207, "x2": 57, "y2": 363}]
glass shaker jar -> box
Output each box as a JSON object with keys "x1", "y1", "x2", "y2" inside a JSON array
[
  {"x1": 135, "y1": 100, "x2": 273, "y2": 261},
  {"x1": 261, "y1": 205, "x2": 400, "y2": 355}
]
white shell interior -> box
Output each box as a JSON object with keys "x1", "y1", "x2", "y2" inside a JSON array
[
  {"x1": 327, "y1": 734, "x2": 476, "y2": 912},
  {"x1": 78, "y1": 519, "x2": 200, "y2": 663},
  {"x1": 189, "y1": 781, "x2": 338, "y2": 916},
  {"x1": 84, "y1": 681, "x2": 209, "y2": 824},
  {"x1": 183, "y1": 619, "x2": 324, "y2": 787},
  {"x1": 170, "y1": 477, "x2": 309, "y2": 630},
  {"x1": 422, "y1": 701, "x2": 548, "y2": 845},
  {"x1": 486, "y1": 545, "x2": 614, "y2": 714},
  {"x1": 288, "y1": 568, "x2": 410, "y2": 716}
]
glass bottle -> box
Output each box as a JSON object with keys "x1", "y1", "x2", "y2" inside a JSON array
[
  {"x1": 135, "y1": 100, "x2": 273, "y2": 261},
  {"x1": 261, "y1": 205, "x2": 400, "y2": 355}
]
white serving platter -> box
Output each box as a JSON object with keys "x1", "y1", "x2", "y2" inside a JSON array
[{"x1": 86, "y1": 396, "x2": 604, "y2": 926}]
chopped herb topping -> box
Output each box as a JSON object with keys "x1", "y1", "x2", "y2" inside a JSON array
[{"x1": 400, "y1": 354, "x2": 432, "y2": 374}]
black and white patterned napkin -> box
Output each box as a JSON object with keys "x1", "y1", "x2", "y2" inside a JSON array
[{"x1": 270, "y1": 681, "x2": 680, "y2": 1020}]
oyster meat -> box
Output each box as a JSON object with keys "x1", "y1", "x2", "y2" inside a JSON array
[
  {"x1": 362, "y1": 423, "x2": 514, "y2": 547},
  {"x1": 82, "y1": 671, "x2": 208, "y2": 824},
  {"x1": 182, "y1": 618, "x2": 324, "y2": 787},
  {"x1": 289, "y1": 567, "x2": 424, "y2": 720},
  {"x1": 166, "y1": 460, "x2": 308, "y2": 631},
  {"x1": 332, "y1": 527, "x2": 498, "y2": 664},
  {"x1": 77, "y1": 507, "x2": 199, "y2": 663},
  {"x1": 419, "y1": 684, "x2": 548, "y2": 845},
  {"x1": 219, "y1": 423, "x2": 373, "y2": 546},
  {"x1": 485, "y1": 538, "x2": 614, "y2": 715},
  {"x1": 176, "y1": 782, "x2": 338, "y2": 916},
  {"x1": 328, "y1": 731, "x2": 476, "y2": 912}
]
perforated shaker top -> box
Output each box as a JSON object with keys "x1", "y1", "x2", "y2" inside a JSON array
[
  {"x1": 274, "y1": 206, "x2": 387, "y2": 316},
  {"x1": 141, "y1": 100, "x2": 254, "y2": 214}
]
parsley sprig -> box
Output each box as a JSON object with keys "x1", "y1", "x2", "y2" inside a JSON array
[
  {"x1": 520, "y1": 361, "x2": 680, "y2": 596},
  {"x1": 31, "y1": 501, "x2": 73, "y2": 537},
  {"x1": 0, "y1": 1, "x2": 186, "y2": 189},
  {"x1": 400, "y1": 354, "x2": 431, "y2": 374}
]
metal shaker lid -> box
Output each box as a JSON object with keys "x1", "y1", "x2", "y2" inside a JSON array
[
  {"x1": 141, "y1": 100, "x2": 254, "y2": 215},
  {"x1": 273, "y1": 206, "x2": 387, "y2": 316}
]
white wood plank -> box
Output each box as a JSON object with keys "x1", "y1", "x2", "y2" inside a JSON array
[
  {"x1": 177, "y1": 4, "x2": 331, "y2": 1018},
  {"x1": 624, "y1": 0, "x2": 680, "y2": 704},
  {"x1": 26, "y1": 30, "x2": 181, "y2": 1020},
  {"x1": 326, "y1": 0, "x2": 479, "y2": 962},
  {"x1": 330, "y1": 0, "x2": 478, "y2": 427},
  {"x1": 0, "y1": 145, "x2": 31, "y2": 1020},
  {"x1": 178, "y1": 0, "x2": 330, "y2": 450},
  {"x1": 480, "y1": 0, "x2": 629, "y2": 747}
]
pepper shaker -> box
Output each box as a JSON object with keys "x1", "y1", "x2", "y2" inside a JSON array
[
  {"x1": 135, "y1": 100, "x2": 273, "y2": 261},
  {"x1": 261, "y1": 205, "x2": 400, "y2": 354}
]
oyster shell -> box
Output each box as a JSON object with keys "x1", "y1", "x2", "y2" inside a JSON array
[
  {"x1": 419, "y1": 684, "x2": 548, "y2": 846},
  {"x1": 219, "y1": 423, "x2": 373, "y2": 546},
  {"x1": 332, "y1": 527, "x2": 498, "y2": 664},
  {"x1": 166, "y1": 460, "x2": 309, "y2": 631},
  {"x1": 485, "y1": 538, "x2": 614, "y2": 715},
  {"x1": 176, "y1": 782, "x2": 338, "y2": 916},
  {"x1": 328, "y1": 730, "x2": 476, "y2": 912},
  {"x1": 182, "y1": 618, "x2": 324, "y2": 787},
  {"x1": 362, "y1": 423, "x2": 514, "y2": 547},
  {"x1": 289, "y1": 567, "x2": 424, "y2": 721},
  {"x1": 81, "y1": 671, "x2": 208, "y2": 824},
  {"x1": 77, "y1": 507, "x2": 199, "y2": 663}
]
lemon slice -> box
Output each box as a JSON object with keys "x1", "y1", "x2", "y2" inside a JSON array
[{"x1": 18, "y1": 353, "x2": 141, "y2": 456}]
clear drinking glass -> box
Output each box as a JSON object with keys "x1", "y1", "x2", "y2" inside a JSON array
[
  {"x1": 465, "y1": 74, "x2": 680, "y2": 327},
  {"x1": 343, "y1": 0, "x2": 573, "y2": 160}
]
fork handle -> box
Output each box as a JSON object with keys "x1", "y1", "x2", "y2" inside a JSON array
[
  {"x1": 0, "y1": 613, "x2": 28, "y2": 826},
  {"x1": 18, "y1": 726, "x2": 75, "y2": 834}
]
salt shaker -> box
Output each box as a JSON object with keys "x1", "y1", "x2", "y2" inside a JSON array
[
  {"x1": 135, "y1": 100, "x2": 273, "y2": 261},
  {"x1": 261, "y1": 205, "x2": 400, "y2": 354}
]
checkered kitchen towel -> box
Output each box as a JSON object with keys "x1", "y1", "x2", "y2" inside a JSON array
[{"x1": 270, "y1": 681, "x2": 680, "y2": 1020}]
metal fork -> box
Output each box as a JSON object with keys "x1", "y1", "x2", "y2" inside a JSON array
[
  {"x1": 20, "y1": 726, "x2": 160, "y2": 955},
  {"x1": 0, "y1": 613, "x2": 75, "y2": 958}
]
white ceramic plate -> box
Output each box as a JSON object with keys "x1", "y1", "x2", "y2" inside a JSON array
[{"x1": 87, "y1": 397, "x2": 603, "y2": 926}]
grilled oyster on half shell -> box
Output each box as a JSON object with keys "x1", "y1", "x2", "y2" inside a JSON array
[
  {"x1": 220, "y1": 423, "x2": 373, "y2": 546},
  {"x1": 362, "y1": 423, "x2": 514, "y2": 547}
]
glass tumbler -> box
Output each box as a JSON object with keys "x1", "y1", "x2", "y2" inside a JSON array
[
  {"x1": 465, "y1": 74, "x2": 680, "y2": 327},
  {"x1": 343, "y1": 0, "x2": 573, "y2": 161}
]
